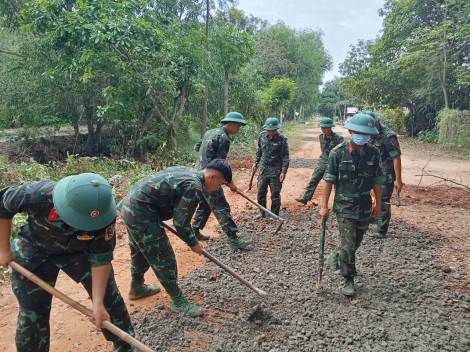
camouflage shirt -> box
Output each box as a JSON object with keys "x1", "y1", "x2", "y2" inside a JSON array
[
  {"x1": 324, "y1": 141, "x2": 385, "y2": 221},
  {"x1": 255, "y1": 131, "x2": 290, "y2": 177},
  {"x1": 119, "y1": 166, "x2": 204, "y2": 247},
  {"x1": 369, "y1": 124, "x2": 401, "y2": 184},
  {"x1": 318, "y1": 132, "x2": 344, "y2": 165},
  {"x1": 194, "y1": 126, "x2": 230, "y2": 170},
  {"x1": 0, "y1": 180, "x2": 116, "y2": 271}
]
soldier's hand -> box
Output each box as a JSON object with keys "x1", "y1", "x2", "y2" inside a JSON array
[
  {"x1": 320, "y1": 207, "x2": 329, "y2": 223},
  {"x1": 90, "y1": 302, "x2": 110, "y2": 329},
  {"x1": 190, "y1": 243, "x2": 203, "y2": 255},
  {"x1": 252, "y1": 163, "x2": 258, "y2": 172},
  {"x1": 0, "y1": 249, "x2": 15, "y2": 268},
  {"x1": 280, "y1": 173, "x2": 286, "y2": 182},
  {"x1": 372, "y1": 203, "x2": 381, "y2": 219},
  {"x1": 394, "y1": 180, "x2": 403, "y2": 191},
  {"x1": 228, "y1": 181, "x2": 238, "y2": 192}
]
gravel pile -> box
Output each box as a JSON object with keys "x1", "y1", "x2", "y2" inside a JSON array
[{"x1": 133, "y1": 209, "x2": 470, "y2": 351}]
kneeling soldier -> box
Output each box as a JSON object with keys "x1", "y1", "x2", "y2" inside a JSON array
[
  {"x1": 118, "y1": 159, "x2": 232, "y2": 316},
  {"x1": 320, "y1": 114, "x2": 384, "y2": 296},
  {"x1": 0, "y1": 173, "x2": 135, "y2": 352}
]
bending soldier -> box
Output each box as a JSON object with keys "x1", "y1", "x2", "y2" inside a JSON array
[
  {"x1": 0, "y1": 173, "x2": 135, "y2": 352},
  {"x1": 364, "y1": 111, "x2": 403, "y2": 239},
  {"x1": 252, "y1": 117, "x2": 289, "y2": 218},
  {"x1": 192, "y1": 112, "x2": 252, "y2": 250},
  {"x1": 118, "y1": 159, "x2": 232, "y2": 316},
  {"x1": 320, "y1": 114, "x2": 384, "y2": 296},
  {"x1": 296, "y1": 117, "x2": 343, "y2": 205}
]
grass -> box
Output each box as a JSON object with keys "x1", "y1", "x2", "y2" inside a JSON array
[{"x1": 400, "y1": 136, "x2": 470, "y2": 161}]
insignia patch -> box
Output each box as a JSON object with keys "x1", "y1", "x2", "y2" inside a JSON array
[
  {"x1": 391, "y1": 138, "x2": 397, "y2": 146},
  {"x1": 269, "y1": 123, "x2": 273, "y2": 126},
  {"x1": 367, "y1": 161, "x2": 374, "y2": 165},
  {"x1": 105, "y1": 225, "x2": 115, "y2": 241},
  {"x1": 368, "y1": 122, "x2": 373, "y2": 127},
  {"x1": 273, "y1": 143, "x2": 278, "y2": 146},
  {"x1": 375, "y1": 143, "x2": 381, "y2": 146},
  {"x1": 77, "y1": 234, "x2": 94, "y2": 241},
  {"x1": 47, "y1": 208, "x2": 59, "y2": 222},
  {"x1": 90, "y1": 210, "x2": 100, "y2": 218}
]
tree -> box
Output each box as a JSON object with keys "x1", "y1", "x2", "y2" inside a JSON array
[{"x1": 262, "y1": 78, "x2": 297, "y2": 118}]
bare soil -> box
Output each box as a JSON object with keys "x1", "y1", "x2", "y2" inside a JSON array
[{"x1": 1, "y1": 123, "x2": 470, "y2": 351}]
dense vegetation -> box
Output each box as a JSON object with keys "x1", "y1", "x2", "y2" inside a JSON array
[
  {"x1": 0, "y1": 0, "x2": 331, "y2": 159},
  {"x1": 318, "y1": 0, "x2": 470, "y2": 147}
]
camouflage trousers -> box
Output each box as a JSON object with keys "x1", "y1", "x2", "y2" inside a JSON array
[
  {"x1": 10, "y1": 254, "x2": 135, "y2": 352},
  {"x1": 126, "y1": 222, "x2": 182, "y2": 298},
  {"x1": 331, "y1": 217, "x2": 370, "y2": 277},
  {"x1": 376, "y1": 182, "x2": 394, "y2": 236},
  {"x1": 192, "y1": 187, "x2": 238, "y2": 238},
  {"x1": 302, "y1": 164, "x2": 327, "y2": 200},
  {"x1": 257, "y1": 174, "x2": 283, "y2": 215}
]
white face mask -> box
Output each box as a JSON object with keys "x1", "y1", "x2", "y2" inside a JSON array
[{"x1": 351, "y1": 133, "x2": 371, "y2": 145}]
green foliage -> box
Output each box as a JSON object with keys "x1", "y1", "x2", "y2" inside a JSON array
[
  {"x1": 380, "y1": 108, "x2": 407, "y2": 135},
  {"x1": 417, "y1": 129, "x2": 439, "y2": 143},
  {"x1": 262, "y1": 78, "x2": 297, "y2": 115},
  {"x1": 231, "y1": 123, "x2": 261, "y2": 145},
  {"x1": 437, "y1": 109, "x2": 470, "y2": 149}
]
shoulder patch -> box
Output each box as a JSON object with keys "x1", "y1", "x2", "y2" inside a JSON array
[
  {"x1": 391, "y1": 137, "x2": 398, "y2": 146},
  {"x1": 105, "y1": 225, "x2": 115, "y2": 241}
]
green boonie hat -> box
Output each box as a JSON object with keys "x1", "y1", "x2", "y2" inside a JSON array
[
  {"x1": 318, "y1": 117, "x2": 335, "y2": 128},
  {"x1": 263, "y1": 117, "x2": 281, "y2": 130},
  {"x1": 53, "y1": 173, "x2": 116, "y2": 231},
  {"x1": 344, "y1": 114, "x2": 379, "y2": 135},
  {"x1": 220, "y1": 111, "x2": 247, "y2": 126}
]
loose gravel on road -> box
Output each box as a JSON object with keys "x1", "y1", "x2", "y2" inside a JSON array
[{"x1": 133, "y1": 208, "x2": 470, "y2": 351}]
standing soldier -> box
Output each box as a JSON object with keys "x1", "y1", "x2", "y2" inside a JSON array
[
  {"x1": 0, "y1": 173, "x2": 135, "y2": 352},
  {"x1": 119, "y1": 159, "x2": 232, "y2": 316},
  {"x1": 364, "y1": 111, "x2": 403, "y2": 239},
  {"x1": 192, "y1": 112, "x2": 252, "y2": 250},
  {"x1": 320, "y1": 114, "x2": 384, "y2": 296},
  {"x1": 252, "y1": 117, "x2": 289, "y2": 218},
  {"x1": 296, "y1": 117, "x2": 344, "y2": 205}
]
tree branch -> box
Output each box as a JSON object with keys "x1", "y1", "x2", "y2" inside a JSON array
[{"x1": 0, "y1": 48, "x2": 26, "y2": 58}]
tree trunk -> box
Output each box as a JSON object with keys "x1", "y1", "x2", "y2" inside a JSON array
[
  {"x1": 224, "y1": 70, "x2": 229, "y2": 116},
  {"x1": 299, "y1": 105, "x2": 303, "y2": 120},
  {"x1": 202, "y1": 0, "x2": 210, "y2": 137}
]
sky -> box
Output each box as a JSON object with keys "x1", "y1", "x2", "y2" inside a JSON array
[{"x1": 236, "y1": 0, "x2": 385, "y2": 83}]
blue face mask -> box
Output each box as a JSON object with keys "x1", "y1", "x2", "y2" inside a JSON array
[{"x1": 351, "y1": 133, "x2": 371, "y2": 145}]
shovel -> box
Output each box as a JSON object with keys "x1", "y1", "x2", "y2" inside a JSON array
[
  {"x1": 8, "y1": 261, "x2": 154, "y2": 352},
  {"x1": 315, "y1": 219, "x2": 327, "y2": 292},
  {"x1": 244, "y1": 169, "x2": 256, "y2": 193},
  {"x1": 162, "y1": 222, "x2": 267, "y2": 298},
  {"x1": 235, "y1": 190, "x2": 285, "y2": 235},
  {"x1": 384, "y1": 189, "x2": 407, "y2": 207}
]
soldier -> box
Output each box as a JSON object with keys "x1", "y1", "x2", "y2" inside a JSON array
[
  {"x1": 118, "y1": 159, "x2": 232, "y2": 316},
  {"x1": 252, "y1": 117, "x2": 289, "y2": 218},
  {"x1": 364, "y1": 111, "x2": 403, "y2": 239},
  {"x1": 0, "y1": 173, "x2": 135, "y2": 352},
  {"x1": 320, "y1": 114, "x2": 384, "y2": 296},
  {"x1": 192, "y1": 112, "x2": 252, "y2": 250},
  {"x1": 295, "y1": 117, "x2": 344, "y2": 205}
]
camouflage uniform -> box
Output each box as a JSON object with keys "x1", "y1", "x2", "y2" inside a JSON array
[
  {"x1": 369, "y1": 124, "x2": 402, "y2": 236},
  {"x1": 192, "y1": 127, "x2": 238, "y2": 237},
  {"x1": 324, "y1": 141, "x2": 385, "y2": 277},
  {"x1": 302, "y1": 132, "x2": 344, "y2": 201},
  {"x1": 254, "y1": 131, "x2": 290, "y2": 215},
  {"x1": 0, "y1": 181, "x2": 134, "y2": 352},
  {"x1": 118, "y1": 166, "x2": 202, "y2": 298}
]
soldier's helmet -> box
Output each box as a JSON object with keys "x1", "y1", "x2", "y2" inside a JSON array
[
  {"x1": 221, "y1": 112, "x2": 247, "y2": 126},
  {"x1": 344, "y1": 114, "x2": 379, "y2": 135},
  {"x1": 364, "y1": 110, "x2": 381, "y2": 122},
  {"x1": 318, "y1": 117, "x2": 335, "y2": 128},
  {"x1": 53, "y1": 173, "x2": 116, "y2": 231},
  {"x1": 263, "y1": 117, "x2": 281, "y2": 130}
]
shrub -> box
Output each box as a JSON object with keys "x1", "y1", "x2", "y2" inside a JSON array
[
  {"x1": 437, "y1": 109, "x2": 470, "y2": 149},
  {"x1": 380, "y1": 107, "x2": 407, "y2": 134},
  {"x1": 417, "y1": 129, "x2": 438, "y2": 143}
]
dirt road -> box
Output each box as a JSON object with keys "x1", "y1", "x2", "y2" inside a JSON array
[{"x1": 1, "y1": 123, "x2": 469, "y2": 351}]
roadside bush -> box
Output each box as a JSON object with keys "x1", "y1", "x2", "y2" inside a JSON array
[
  {"x1": 417, "y1": 129, "x2": 438, "y2": 143},
  {"x1": 437, "y1": 109, "x2": 470, "y2": 149},
  {"x1": 380, "y1": 107, "x2": 407, "y2": 134}
]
